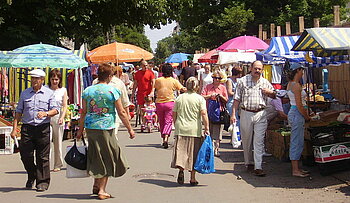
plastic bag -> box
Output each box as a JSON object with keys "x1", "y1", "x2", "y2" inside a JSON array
[
  {"x1": 229, "y1": 123, "x2": 241, "y2": 148},
  {"x1": 66, "y1": 144, "x2": 89, "y2": 178},
  {"x1": 194, "y1": 135, "x2": 215, "y2": 174}
]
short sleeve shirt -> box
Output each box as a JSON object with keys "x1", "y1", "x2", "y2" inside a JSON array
[
  {"x1": 173, "y1": 92, "x2": 207, "y2": 137},
  {"x1": 154, "y1": 77, "x2": 183, "y2": 103},
  {"x1": 16, "y1": 86, "x2": 58, "y2": 126},
  {"x1": 134, "y1": 69, "x2": 155, "y2": 93},
  {"x1": 82, "y1": 84, "x2": 121, "y2": 130},
  {"x1": 234, "y1": 74, "x2": 274, "y2": 111},
  {"x1": 201, "y1": 83, "x2": 228, "y2": 103}
]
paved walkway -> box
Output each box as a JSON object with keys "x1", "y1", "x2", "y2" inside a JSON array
[{"x1": 0, "y1": 123, "x2": 350, "y2": 202}]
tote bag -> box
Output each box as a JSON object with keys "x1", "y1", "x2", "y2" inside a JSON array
[{"x1": 194, "y1": 135, "x2": 215, "y2": 174}]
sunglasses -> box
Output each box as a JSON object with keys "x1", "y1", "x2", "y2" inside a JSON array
[{"x1": 212, "y1": 77, "x2": 222, "y2": 80}]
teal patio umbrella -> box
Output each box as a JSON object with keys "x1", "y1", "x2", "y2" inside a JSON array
[{"x1": 0, "y1": 43, "x2": 88, "y2": 69}]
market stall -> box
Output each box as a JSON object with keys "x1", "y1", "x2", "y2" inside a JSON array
[
  {"x1": 0, "y1": 43, "x2": 88, "y2": 154},
  {"x1": 262, "y1": 29, "x2": 350, "y2": 175}
]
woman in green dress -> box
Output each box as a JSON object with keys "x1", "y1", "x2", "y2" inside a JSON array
[{"x1": 77, "y1": 63, "x2": 135, "y2": 200}]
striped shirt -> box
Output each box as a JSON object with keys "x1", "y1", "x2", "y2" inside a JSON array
[{"x1": 234, "y1": 74, "x2": 274, "y2": 111}]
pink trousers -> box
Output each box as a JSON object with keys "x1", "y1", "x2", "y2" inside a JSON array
[{"x1": 156, "y1": 102, "x2": 174, "y2": 138}]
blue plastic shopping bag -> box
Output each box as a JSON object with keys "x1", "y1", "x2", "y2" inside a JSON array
[{"x1": 194, "y1": 135, "x2": 215, "y2": 174}]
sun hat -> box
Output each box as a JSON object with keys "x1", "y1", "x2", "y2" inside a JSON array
[
  {"x1": 290, "y1": 63, "x2": 305, "y2": 70},
  {"x1": 29, "y1": 69, "x2": 46, "y2": 77}
]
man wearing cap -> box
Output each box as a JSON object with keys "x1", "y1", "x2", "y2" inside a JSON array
[
  {"x1": 10, "y1": 69, "x2": 58, "y2": 192},
  {"x1": 231, "y1": 60, "x2": 276, "y2": 177}
]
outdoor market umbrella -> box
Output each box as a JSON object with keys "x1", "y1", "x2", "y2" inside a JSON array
[
  {"x1": 217, "y1": 35, "x2": 269, "y2": 51},
  {"x1": 87, "y1": 42, "x2": 154, "y2": 64},
  {"x1": 198, "y1": 49, "x2": 219, "y2": 63},
  {"x1": 0, "y1": 43, "x2": 88, "y2": 69},
  {"x1": 165, "y1": 53, "x2": 191, "y2": 63}
]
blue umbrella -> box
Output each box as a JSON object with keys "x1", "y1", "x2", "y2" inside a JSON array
[{"x1": 165, "y1": 53, "x2": 191, "y2": 63}]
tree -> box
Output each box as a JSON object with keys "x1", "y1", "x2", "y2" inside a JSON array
[
  {"x1": 88, "y1": 24, "x2": 152, "y2": 52},
  {"x1": 0, "y1": 0, "x2": 193, "y2": 50},
  {"x1": 243, "y1": 0, "x2": 350, "y2": 35}
]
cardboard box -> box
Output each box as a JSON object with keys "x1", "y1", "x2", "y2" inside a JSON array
[
  {"x1": 266, "y1": 129, "x2": 290, "y2": 160},
  {"x1": 0, "y1": 126, "x2": 14, "y2": 155},
  {"x1": 313, "y1": 141, "x2": 350, "y2": 163}
]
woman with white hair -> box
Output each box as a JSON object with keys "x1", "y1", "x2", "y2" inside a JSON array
[{"x1": 171, "y1": 77, "x2": 209, "y2": 186}]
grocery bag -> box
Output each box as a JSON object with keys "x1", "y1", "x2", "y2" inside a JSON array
[
  {"x1": 229, "y1": 123, "x2": 241, "y2": 148},
  {"x1": 194, "y1": 135, "x2": 215, "y2": 174}
]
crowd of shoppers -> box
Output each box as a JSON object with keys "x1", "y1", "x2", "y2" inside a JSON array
[{"x1": 10, "y1": 59, "x2": 316, "y2": 197}]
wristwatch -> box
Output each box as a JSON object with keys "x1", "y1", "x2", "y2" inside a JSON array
[{"x1": 46, "y1": 112, "x2": 49, "y2": 117}]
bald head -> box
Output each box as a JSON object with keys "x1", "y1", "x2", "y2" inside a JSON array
[{"x1": 250, "y1": 60, "x2": 264, "y2": 79}]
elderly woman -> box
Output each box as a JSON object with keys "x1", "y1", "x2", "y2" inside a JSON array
[
  {"x1": 287, "y1": 63, "x2": 311, "y2": 178},
  {"x1": 201, "y1": 70, "x2": 228, "y2": 157},
  {"x1": 77, "y1": 63, "x2": 135, "y2": 200},
  {"x1": 171, "y1": 77, "x2": 209, "y2": 186},
  {"x1": 154, "y1": 63, "x2": 186, "y2": 148}
]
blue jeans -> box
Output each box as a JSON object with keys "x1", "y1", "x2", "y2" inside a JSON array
[{"x1": 288, "y1": 107, "x2": 305, "y2": 160}]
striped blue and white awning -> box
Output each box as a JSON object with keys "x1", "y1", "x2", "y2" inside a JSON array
[{"x1": 263, "y1": 36, "x2": 305, "y2": 58}]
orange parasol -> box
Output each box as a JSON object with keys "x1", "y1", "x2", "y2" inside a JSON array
[{"x1": 87, "y1": 42, "x2": 154, "y2": 64}]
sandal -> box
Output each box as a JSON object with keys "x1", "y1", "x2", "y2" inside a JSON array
[
  {"x1": 292, "y1": 173, "x2": 310, "y2": 178},
  {"x1": 177, "y1": 171, "x2": 184, "y2": 185},
  {"x1": 190, "y1": 181, "x2": 199, "y2": 186},
  {"x1": 98, "y1": 193, "x2": 112, "y2": 200},
  {"x1": 300, "y1": 169, "x2": 310, "y2": 174}
]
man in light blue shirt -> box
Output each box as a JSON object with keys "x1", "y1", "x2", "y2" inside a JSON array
[{"x1": 10, "y1": 69, "x2": 58, "y2": 192}]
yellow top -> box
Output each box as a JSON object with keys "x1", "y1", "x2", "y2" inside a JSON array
[{"x1": 154, "y1": 77, "x2": 183, "y2": 103}]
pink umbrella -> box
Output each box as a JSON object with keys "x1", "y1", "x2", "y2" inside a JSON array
[
  {"x1": 198, "y1": 49, "x2": 219, "y2": 63},
  {"x1": 217, "y1": 35, "x2": 269, "y2": 51}
]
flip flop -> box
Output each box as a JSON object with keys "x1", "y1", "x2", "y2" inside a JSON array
[
  {"x1": 300, "y1": 169, "x2": 310, "y2": 174},
  {"x1": 292, "y1": 173, "x2": 310, "y2": 178},
  {"x1": 98, "y1": 193, "x2": 112, "y2": 200},
  {"x1": 190, "y1": 181, "x2": 199, "y2": 186}
]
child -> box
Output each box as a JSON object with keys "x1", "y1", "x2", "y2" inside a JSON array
[{"x1": 141, "y1": 96, "x2": 158, "y2": 130}]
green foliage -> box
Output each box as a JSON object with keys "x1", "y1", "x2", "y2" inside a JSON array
[
  {"x1": 87, "y1": 24, "x2": 151, "y2": 52},
  {"x1": 0, "y1": 0, "x2": 192, "y2": 50}
]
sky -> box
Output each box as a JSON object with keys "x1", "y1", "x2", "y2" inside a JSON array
[{"x1": 144, "y1": 21, "x2": 177, "y2": 52}]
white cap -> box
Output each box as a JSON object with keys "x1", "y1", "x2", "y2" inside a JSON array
[{"x1": 29, "y1": 69, "x2": 46, "y2": 77}]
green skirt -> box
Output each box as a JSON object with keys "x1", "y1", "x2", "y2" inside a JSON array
[{"x1": 86, "y1": 129, "x2": 129, "y2": 178}]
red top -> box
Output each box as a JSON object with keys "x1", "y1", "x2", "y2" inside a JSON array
[{"x1": 134, "y1": 69, "x2": 155, "y2": 93}]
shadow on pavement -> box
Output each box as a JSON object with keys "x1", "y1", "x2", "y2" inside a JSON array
[
  {"x1": 0, "y1": 187, "x2": 28, "y2": 192},
  {"x1": 125, "y1": 144, "x2": 163, "y2": 149},
  {"x1": 138, "y1": 179, "x2": 207, "y2": 188},
  {"x1": 36, "y1": 193, "x2": 95, "y2": 200},
  {"x1": 5, "y1": 171, "x2": 27, "y2": 174},
  {"x1": 336, "y1": 185, "x2": 350, "y2": 196},
  {"x1": 230, "y1": 159, "x2": 350, "y2": 189}
]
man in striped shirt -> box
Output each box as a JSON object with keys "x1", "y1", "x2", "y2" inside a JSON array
[{"x1": 231, "y1": 60, "x2": 276, "y2": 177}]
